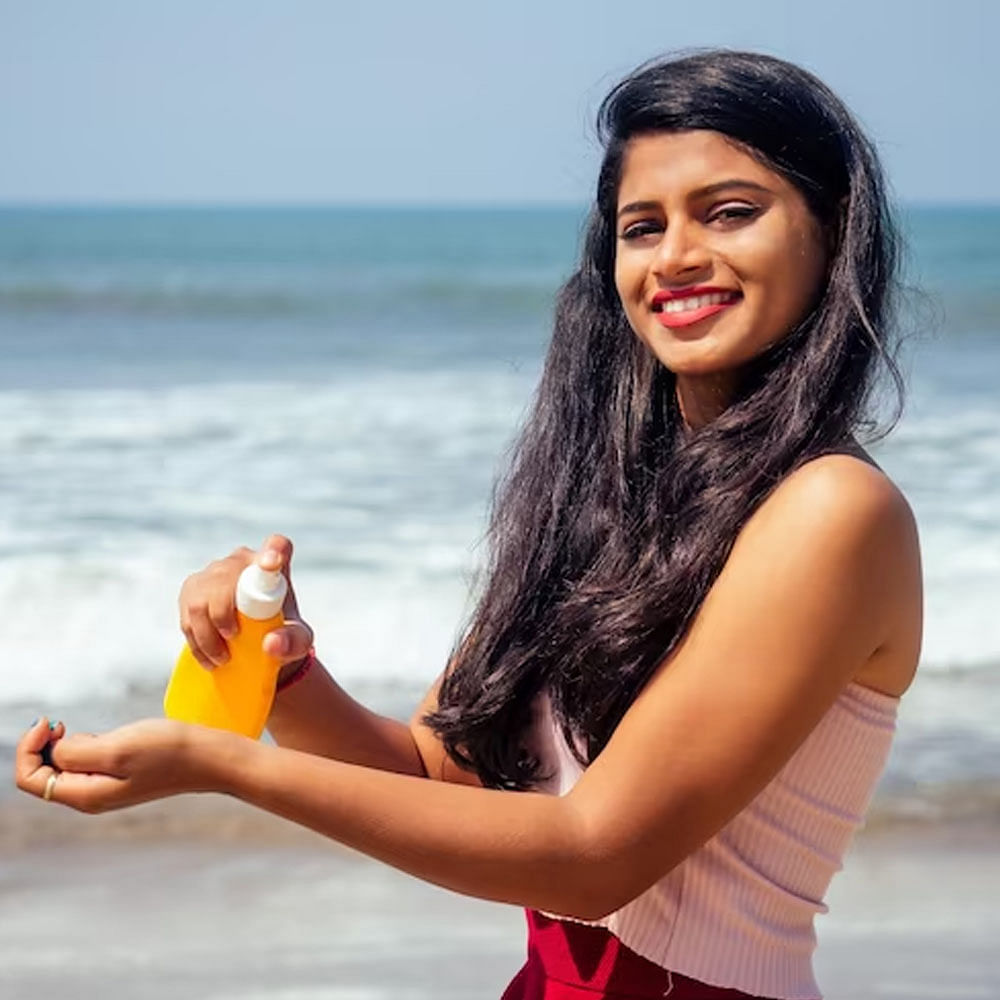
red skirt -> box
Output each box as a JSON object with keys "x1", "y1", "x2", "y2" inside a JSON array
[{"x1": 501, "y1": 910, "x2": 773, "y2": 999}]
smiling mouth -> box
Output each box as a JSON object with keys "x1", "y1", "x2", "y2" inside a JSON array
[
  {"x1": 652, "y1": 290, "x2": 741, "y2": 330},
  {"x1": 651, "y1": 291, "x2": 741, "y2": 314}
]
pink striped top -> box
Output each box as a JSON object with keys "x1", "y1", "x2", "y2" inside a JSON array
[{"x1": 530, "y1": 681, "x2": 899, "y2": 999}]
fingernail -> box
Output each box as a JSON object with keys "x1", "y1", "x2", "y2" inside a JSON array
[
  {"x1": 48, "y1": 720, "x2": 60, "y2": 731},
  {"x1": 30, "y1": 718, "x2": 39, "y2": 728}
]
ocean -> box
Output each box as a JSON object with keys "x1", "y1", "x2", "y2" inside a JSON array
[{"x1": 1, "y1": 204, "x2": 998, "y2": 830}]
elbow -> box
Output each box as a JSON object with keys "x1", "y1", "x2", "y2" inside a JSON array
[
  {"x1": 544, "y1": 852, "x2": 668, "y2": 922},
  {"x1": 545, "y1": 881, "x2": 643, "y2": 923},
  {"x1": 548, "y1": 808, "x2": 679, "y2": 922},
  {"x1": 568, "y1": 898, "x2": 623, "y2": 923},
  {"x1": 587, "y1": 884, "x2": 643, "y2": 921}
]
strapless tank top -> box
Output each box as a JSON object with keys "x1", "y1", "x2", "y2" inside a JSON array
[{"x1": 527, "y1": 681, "x2": 899, "y2": 1000}]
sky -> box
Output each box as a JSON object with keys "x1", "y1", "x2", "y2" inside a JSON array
[{"x1": 0, "y1": 0, "x2": 995, "y2": 205}]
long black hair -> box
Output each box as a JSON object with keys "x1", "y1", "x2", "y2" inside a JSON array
[{"x1": 425, "y1": 49, "x2": 904, "y2": 790}]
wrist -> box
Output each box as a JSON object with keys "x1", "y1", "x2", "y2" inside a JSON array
[
  {"x1": 185, "y1": 724, "x2": 252, "y2": 796},
  {"x1": 276, "y1": 647, "x2": 317, "y2": 692}
]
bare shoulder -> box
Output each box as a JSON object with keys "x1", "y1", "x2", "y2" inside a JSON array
[
  {"x1": 737, "y1": 449, "x2": 923, "y2": 696},
  {"x1": 739, "y1": 449, "x2": 916, "y2": 559}
]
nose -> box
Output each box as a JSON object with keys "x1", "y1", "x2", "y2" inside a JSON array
[{"x1": 651, "y1": 219, "x2": 710, "y2": 282}]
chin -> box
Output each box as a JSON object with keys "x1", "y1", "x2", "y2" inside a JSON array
[
  {"x1": 647, "y1": 331, "x2": 766, "y2": 378},
  {"x1": 647, "y1": 344, "x2": 731, "y2": 377}
]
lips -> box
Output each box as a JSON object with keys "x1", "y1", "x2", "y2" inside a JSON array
[{"x1": 651, "y1": 287, "x2": 741, "y2": 330}]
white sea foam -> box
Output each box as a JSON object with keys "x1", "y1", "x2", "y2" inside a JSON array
[
  {"x1": 0, "y1": 370, "x2": 530, "y2": 708},
  {"x1": 1, "y1": 351, "x2": 999, "y2": 715},
  {"x1": 873, "y1": 365, "x2": 1000, "y2": 670}
]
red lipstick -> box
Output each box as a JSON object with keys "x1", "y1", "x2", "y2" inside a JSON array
[{"x1": 651, "y1": 286, "x2": 741, "y2": 329}]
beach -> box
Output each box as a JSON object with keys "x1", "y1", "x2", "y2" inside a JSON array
[
  {"x1": 3, "y1": 682, "x2": 1000, "y2": 999},
  {"x1": 3, "y1": 771, "x2": 999, "y2": 999},
  {"x1": 1, "y1": 205, "x2": 999, "y2": 998}
]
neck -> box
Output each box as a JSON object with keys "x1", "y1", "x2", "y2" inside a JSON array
[{"x1": 675, "y1": 373, "x2": 737, "y2": 431}]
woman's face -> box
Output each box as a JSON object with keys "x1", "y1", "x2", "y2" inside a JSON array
[{"x1": 613, "y1": 130, "x2": 829, "y2": 418}]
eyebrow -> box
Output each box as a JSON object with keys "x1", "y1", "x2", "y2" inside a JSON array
[{"x1": 616, "y1": 179, "x2": 772, "y2": 218}]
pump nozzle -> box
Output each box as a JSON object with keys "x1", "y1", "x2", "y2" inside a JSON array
[{"x1": 236, "y1": 562, "x2": 288, "y2": 620}]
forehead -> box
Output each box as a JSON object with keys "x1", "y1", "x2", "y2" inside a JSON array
[{"x1": 616, "y1": 130, "x2": 788, "y2": 205}]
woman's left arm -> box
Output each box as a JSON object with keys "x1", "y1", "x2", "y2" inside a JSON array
[{"x1": 15, "y1": 456, "x2": 921, "y2": 922}]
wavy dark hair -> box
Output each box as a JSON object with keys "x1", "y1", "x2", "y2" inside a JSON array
[{"x1": 425, "y1": 49, "x2": 904, "y2": 789}]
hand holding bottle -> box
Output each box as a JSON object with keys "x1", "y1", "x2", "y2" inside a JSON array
[
  {"x1": 167, "y1": 535, "x2": 315, "y2": 737},
  {"x1": 177, "y1": 534, "x2": 314, "y2": 671}
]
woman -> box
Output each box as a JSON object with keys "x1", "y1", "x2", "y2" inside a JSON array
[{"x1": 16, "y1": 50, "x2": 922, "y2": 999}]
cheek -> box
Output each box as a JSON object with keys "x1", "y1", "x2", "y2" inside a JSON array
[
  {"x1": 780, "y1": 236, "x2": 827, "y2": 319},
  {"x1": 613, "y1": 264, "x2": 635, "y2": 323},
  {"x1": 617, "y1": 294, "x2": 648, "y2": 343},
  {"x1": 751, "y1": 226, "x2": 827, "y2": 323},
  {"x1": 614, "y1": 254, "x2": 645, "y2": 312},
  {"x1": 612, "y1": 257, "x2": 628, "y2": 304}
]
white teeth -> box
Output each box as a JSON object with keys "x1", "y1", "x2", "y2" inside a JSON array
[{"x1": 659, "y1": 292, "x2": 737, "y2": 314}]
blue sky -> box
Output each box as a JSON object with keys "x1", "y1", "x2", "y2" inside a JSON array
[{"x1": 0, "y1": 1, "x2": 995, "y2": 205}]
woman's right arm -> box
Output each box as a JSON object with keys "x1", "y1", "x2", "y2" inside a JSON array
[
  {"x1": 178, "y1": 535, "x2": 481, "y2": 786},
  {"x1": 268, "y1": 660, "x2": 481, "y2": 786}
]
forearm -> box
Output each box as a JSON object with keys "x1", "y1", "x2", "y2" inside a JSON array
[
  {"x1": 209, "y1": 729, "x2": 607, "y2": 919},
  {"x1": 267, "y1": 658, "x2": 426, "y2": 777}
]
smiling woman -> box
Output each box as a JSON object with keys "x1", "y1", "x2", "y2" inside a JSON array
[
  {"x1": 15, "y1": 50, "x2": 922, "y2": 1000},
  {"x1": 614, "y1": 132, "x2": 829, "y2": 426}
]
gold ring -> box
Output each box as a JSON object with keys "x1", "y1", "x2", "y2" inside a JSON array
[{"x1": 42, "y1": 772, "x2": 59, "y2": 802}]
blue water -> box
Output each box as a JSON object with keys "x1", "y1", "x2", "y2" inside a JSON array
[
  {"x1": 0, "y1": 206, "x2": 575, "y2": 388},
  {"x1": 1, "y1": 204, "x2": 998, "y2": 822}
]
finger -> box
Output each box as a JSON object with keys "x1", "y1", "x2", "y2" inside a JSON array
[
  {"x1": 228, "y1": 545, "x2": 256, "y2": 565},
  {"x1": 48, "y1": 720, "x2": 66, "y2": 741},
  {"x1": 14, "y1": 718, "x2": 57, "y2": 792},
  {"x1": 51, "y1": 732, "x2": 125, "y2": 777},
  {"x1": 215, "y1": 547, "x2": 256, "y2": 638},
  {"x1": 184, "y1": 634, "x2": 218, "y2": 672},
  {"x1": 178, "y1": 547, "x2": 252, "y2": 643},
  {"x1": 18, "y1": 717, "x2": 54, "y2": 757},
  {"x1": 262, "y1": 621, "x2": 314, "y2": 662},
  {"x1": 180, "y1": 609, "x2": 220, "y2": 670},
  {"x1": 260, "y1": 535, "x2": 304, "y2": 622},
  {"x1": 185, "y1": 604, "x2": 230, "y2": 668},
  {"x1": 42, "y1": 770, "x2": 128, "y2": 814},
  {"x1": 40, "y1": 719, "x2": 64, "y2": 767},
  {"x1": 258, "y1": 534, "x2": 293, "y2": 577},
  {"x1": 258, "y1": 535, "x2": 301, "y2": 618},
  {"x1": 207, "y1": 588, "x2": 239, "y2": 642}
]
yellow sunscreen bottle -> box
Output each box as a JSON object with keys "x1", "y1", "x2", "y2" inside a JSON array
[{"x1": 164, "y1": 563, "x2": 288, "y2": 738}]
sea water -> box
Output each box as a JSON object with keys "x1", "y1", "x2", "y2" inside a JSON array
[{"x1": 0, "y1": 204, "x2": 997, "y2": 826}]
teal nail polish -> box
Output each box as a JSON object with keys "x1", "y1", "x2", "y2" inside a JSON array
[{"x1": 48, "y1": 721, "x2": 59, "y2": 731}]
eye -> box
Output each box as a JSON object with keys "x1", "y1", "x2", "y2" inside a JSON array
[
  {"x1": 619, "y1": 219, "x2": 663, "y2": 241},
  {"x1": 707, "y1": 203, "x2": 760, "y2": 226}
]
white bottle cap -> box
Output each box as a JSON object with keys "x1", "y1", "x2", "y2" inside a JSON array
[{"x1": 236, "y1": 563, "x2": 288, "y2": 620}]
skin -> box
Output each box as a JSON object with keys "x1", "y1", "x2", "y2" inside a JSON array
[
  {"x1": 15, "y1": 130, "x2": 923, "y2": 924},
  {"x1": 614, "y1": 130, "x2": 829, "y2": 430}
]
